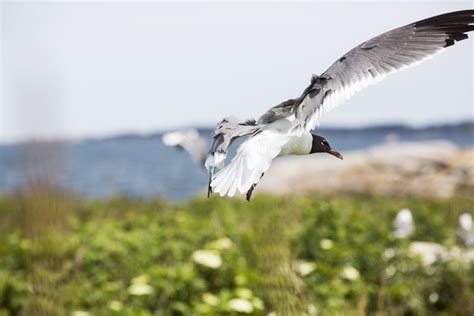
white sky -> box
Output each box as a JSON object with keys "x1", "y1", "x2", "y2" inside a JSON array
[{"x1": 1, "y1": 1, "x2": 473, "y2": 143}]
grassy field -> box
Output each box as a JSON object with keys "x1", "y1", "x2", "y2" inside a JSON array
[{"x1": 0, "y1": 188, "x2": 473, "y2": 315}]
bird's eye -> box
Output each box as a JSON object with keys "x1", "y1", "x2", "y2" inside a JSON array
[{"x1": 321, "y1": 141, "x2": 325, "y2": 146}]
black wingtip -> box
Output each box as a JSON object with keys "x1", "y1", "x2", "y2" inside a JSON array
[
  {"x1": 414, "y1": 9, "x2": 474, "y2": 48},
  {"x1": 444, "y1": 38, "x2": 456, "y2": 47},
  {"x1": 443, "y1": 30, "x2": 471, "y2": 47},
  {"x1": 415, "y1": 10, "x2": 474, "y2": 28}
]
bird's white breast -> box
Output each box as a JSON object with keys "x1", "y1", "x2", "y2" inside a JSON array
[{"x1": 278, "y1": 132, "x2": 313, "y2": 156}]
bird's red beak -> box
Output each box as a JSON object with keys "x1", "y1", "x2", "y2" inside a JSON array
[{"x1": 328, "y1": 149, "x2": 343, "y2": 160}]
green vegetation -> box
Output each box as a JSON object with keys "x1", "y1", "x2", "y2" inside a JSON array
[{"x1": 0, "y1": 190, "x2": 473, "y2": 315}]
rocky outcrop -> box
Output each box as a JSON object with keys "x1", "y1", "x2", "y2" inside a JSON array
[{"x1": 258, "y1": 141, "x2": 474, "y2": 198}]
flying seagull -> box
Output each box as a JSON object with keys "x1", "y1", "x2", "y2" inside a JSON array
[
  {"x1": 205, "y1": 10, "x2": 474, "y2": 200},
  {"x1": 162, "y1": 128, "x2": 207, "y2": 166}
]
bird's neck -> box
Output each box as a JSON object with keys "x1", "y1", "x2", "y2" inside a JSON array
[{"x1": 278, "y1": 133, "x2": 313, "y2": 156}]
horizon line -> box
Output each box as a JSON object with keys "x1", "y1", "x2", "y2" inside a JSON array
[{"x1": 1, "y1": 119, "x2": 473, "y2": 146}]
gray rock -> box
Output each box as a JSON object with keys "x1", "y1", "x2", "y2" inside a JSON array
[{"x1": 258, "y1": 141, "x2": 473, "y2": 199}]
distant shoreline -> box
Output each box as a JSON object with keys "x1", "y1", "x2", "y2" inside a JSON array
[{"x1": 1, "y1": 120, "x2": 473, "y2": 146}]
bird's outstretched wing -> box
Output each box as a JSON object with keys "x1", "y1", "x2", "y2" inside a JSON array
[
  {"x1": 205, "y1": 116, "x2": 261, "y2": 196},
  {"x1": 288, "y1": 10, "x2": 474, "y2": 133},
  {"x1": 210, "y1": 129, "x2": 290, "y2": 197}
]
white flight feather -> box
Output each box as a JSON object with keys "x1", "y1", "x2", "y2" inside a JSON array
[{"x1": 211, "y1": 128, "x2": 291, "y2": 197}]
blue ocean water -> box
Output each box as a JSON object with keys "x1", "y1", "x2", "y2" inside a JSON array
[{"x1": 1, "y1": 124, "x2": 473, "y2": 200}]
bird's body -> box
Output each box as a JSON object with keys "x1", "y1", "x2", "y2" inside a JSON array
[
  {"x1": 205, "y1": 10, "x2": 474, "y2": 200},
  {"x1": 278, "y1": 132, "x2": 313, "y2": 157}
]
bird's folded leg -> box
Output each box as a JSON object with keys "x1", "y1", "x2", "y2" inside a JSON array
[
  {"x1": 207, "y1": 170, "x2": 214, "y2": 198},
  {"x1": 246, "y1": 173, "x2": 264, "y2": 202}
]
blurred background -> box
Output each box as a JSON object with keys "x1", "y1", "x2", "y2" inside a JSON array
[{"x1": 1, "y1": 1, "x2": 473, "y2": 315}]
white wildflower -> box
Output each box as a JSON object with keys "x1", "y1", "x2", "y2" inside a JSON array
[
  {"x1": 128, "y1": 283, "x2": 153, "y2": 296},
  {"x1": 236, "y1": 287, "x2": 253, "y2": 299},
  {"x1": 382, "y1": 248, "x2": 396, "y2": 260},
  {"x1": 296, "y1": 260, "x2": 316, "y2": 276},
  {"x1": 209, "y1": 237, "x2": 233, "y2": 250},
  {"x1": 228, "y1": 298, "x2": 254, "y2": 313},
  {"x1": 252, "y1": 297, "x2": 264, "y2": 310},
  {"x1": 128, "y1": 274, "x2": 153, "y2": 295},
  {"x1": 192, "y1": 250, "x2": 222, "y2": 269},
  {"x1": 320, "y1": 239, "x2": 334, "y2": 250},
  {"x1": 409, "y1": 241, "x2": 447, "y2": 266},
  {"x1": 341, "y1": 266, "x2": 360, "y2": 281},
  {"x1": 308, "y1": 303, "x2": 318, "y2": 315},
  {"x1": 131, "y1": 274, "x2": 149, "y2": 285},
  {"x1": 459, "y1": 213, "x2": 472, "y2": 231},
  {"x1": 202, "y1": 293, "x2": 219, "y2": 306},
  {"x1": 393, "y1": 208, "x2": 415, "y2": 239},
  {"x1": 108, "y1": 300, "x2": 123, "y2": 311},
  {"x1": 429, "y1": 292, "x2": 439, "y2": 303},
  {"x1": 384, "y1": 265, "x2": 396, "y2": 278}
]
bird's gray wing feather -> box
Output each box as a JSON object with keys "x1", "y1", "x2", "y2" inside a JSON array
[
  {"x1": 290, "y1": 10, "x2": 474, "y2": 133},
  {"x1": 258, "y1": 98, "x2": 300, "y2": 124}
]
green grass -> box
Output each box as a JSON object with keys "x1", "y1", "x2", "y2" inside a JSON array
[{"x1": 0, "y1": 191, "x2": 473, "y2": 315}]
